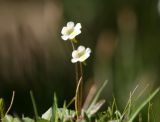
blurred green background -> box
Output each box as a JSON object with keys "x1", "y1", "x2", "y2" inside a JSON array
[{"x1": 0, "y1": 0, "x2": 160, "y2": 121}]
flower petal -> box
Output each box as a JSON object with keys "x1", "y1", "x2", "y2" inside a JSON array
[
  {"x1": 79, "y1": 53, "x2": 90, "y2": 62},
  {"x1": 67, "y1": 21, "x2": 74, "y2": 29},
  {"x1": 75, "y1": 23, "x2": 82, "y2": 29},
  {"x1": 86, "y1": 48, "x2": 91, "y2": 54},
  {"x1": 74, "y1": 29, "x2": 81, "y2": 36},
  {"x1": 78, "y1": 45, "x2": 85, "y2": 53},
  {"x1": 71, "y1": 58, "x2": 78, "y2": 63},
  {"x1": 61, "y1": 27, "x2": 68, "y2": 35},
  {"x1": 61, "y1": 35, "x2": 69, "y2": 41},
  {"x1": 72, "y1": 50, "x2": 79, "y2": 58}
]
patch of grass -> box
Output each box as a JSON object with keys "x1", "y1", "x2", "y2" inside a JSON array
[{"x1": 1, "y1": 83, "x2": 159, "y2": 122}]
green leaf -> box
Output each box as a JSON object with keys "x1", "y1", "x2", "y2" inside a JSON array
[
  {"x1": 22, "y1": 117, "x2": 35, "y2": 122},
  {"x1": 2, "y1": 115, "x2": 13, "y2": 122},
  {"x1": 36, "y1": 118, "x2": 49, "y2": 122},
  {"x1": 12, "y1": 118, "x2": 21, "y2": 122}
]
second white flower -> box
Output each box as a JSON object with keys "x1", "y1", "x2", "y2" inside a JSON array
[{"x1": 71, "y1": 45, "x2": 91, "y2": 63}]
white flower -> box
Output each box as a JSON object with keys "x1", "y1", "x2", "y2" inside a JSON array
[
  {"x1": 71, "y1": 45, "x2": 91, "y2": 63},
  {"x1": 61, "y1": 21, "x2": 81, "y2": 41}
]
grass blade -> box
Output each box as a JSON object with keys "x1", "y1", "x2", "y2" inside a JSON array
[
  {"x1": 30, "y1": 91, "x2": 39, "y2": 120},
  {"x1": 128, "y1": 87, "x2": 160, "y2": 122},
  {"x1": 52, "y1": 93, "x2": 58, "y2": 122},
  {"x1": 0, "y1": 98, "x2": 5, "y2": 119}
]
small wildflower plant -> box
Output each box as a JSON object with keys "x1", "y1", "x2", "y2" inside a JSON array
[{"x1": 0, "y1": 21, "x2": 160, "y2": 122}]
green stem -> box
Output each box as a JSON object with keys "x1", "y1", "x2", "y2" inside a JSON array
[
  {"x1": 70, "y1": 40, "x2": 75, "y2": 50},
  {"x1": 78, "y1": 62, "x2": 83, "y2": 116},
  {"x1": 75, "y1": 77, "x2": 82, "y2": 117}
]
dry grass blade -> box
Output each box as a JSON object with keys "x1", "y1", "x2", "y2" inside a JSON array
[{"x1": 5, "y1": 91, "x2": 15, "y2": 115}]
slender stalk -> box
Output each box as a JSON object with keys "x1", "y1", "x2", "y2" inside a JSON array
[
  {"x1": 75, "y1": 77, "x2": 82, "y2": 117},
  {"x1": 70, "y1": 40, "x2": 75, "y2": 50},
  {"x1": 78, "y1": 62, "x2": 83, "y2": 116},
  {"x1": 70, "y1": 39, "x2": 82, "y2": 117},
  {"x1": 70, "y1": 40, "x2": 79, "y2": 83}
]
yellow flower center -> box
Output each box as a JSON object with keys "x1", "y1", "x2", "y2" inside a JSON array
[
  {"x1": 67, "y1": 28, "x2": 74, "y2": 35},
  {"x1": 78, "y1": 51, "x2": 85, "y2": 58}
]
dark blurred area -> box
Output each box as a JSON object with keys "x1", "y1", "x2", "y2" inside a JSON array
[{"x1": 0, "y1": 0, "x2": 160, "y2": 121}]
